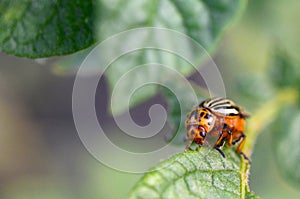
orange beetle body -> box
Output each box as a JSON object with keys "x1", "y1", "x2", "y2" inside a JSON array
[{"x1": 185, "y1": 98, "x2": 249, "y2": 160}]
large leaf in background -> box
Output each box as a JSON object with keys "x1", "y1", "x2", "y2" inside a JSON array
[
  {"x1": 129, "y1": 148, "x2": 258, "y2": 199},
  {"x1": 272, "y1": 104, "x2": 300, "y2": 186},
  {"x1": 97, "y1": 0, "x2": 245, "y2": 48},
  {"x1": 0, "y1": 0, "x2": 95, "y2": 58},
  {"x1": 55, "y1": 0, "x2": 246, "y2": 115}
]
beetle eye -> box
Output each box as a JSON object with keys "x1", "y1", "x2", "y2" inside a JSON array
[{"x1": 200, "y1": 131, "x2": 206, "y2": 137}]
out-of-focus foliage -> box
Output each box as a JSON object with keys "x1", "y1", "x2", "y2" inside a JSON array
[
  {"x1": 97, "y1": 0, "x2": 245, "y2": 49},
  {"x1": 272, "y1": 105, "x2": 300, "y2": 186},
  {"x1": 268, "y1": 47, "x2": 300, "y2": 89},
  {"x1": 0, "y1": 0, "x2": 96, "y2": 58},
  {"x1": 54, "y1": 0, "x2": 246, "y2": 115},
  {"x1": 0, "y1": 0, "x2": 244, "y2": 59},
  {"x1": 264, "y1": 46, "x2": 300, "y2": 187}
]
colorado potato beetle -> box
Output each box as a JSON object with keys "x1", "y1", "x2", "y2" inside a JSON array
[{"x1": 185, "y1": 97, "x2": 250, "y2": 160}]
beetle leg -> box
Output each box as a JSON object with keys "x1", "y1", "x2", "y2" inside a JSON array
[
  {"x1": 232, "y1": 132, "x2": 243, "y2": 145},
  {"x1": 214, "y1": 146, "x2": 226, "y2": 158},
  {"x1": 214, "y1": 132, "x2": 226, "y2": 158},
  {"x1": 227, "y1": 130, "x2": 233, "y2": 146},
  {"x1": 215, "y1": 132, "x2": 224, "y2": 146},
  {"x1": 240, "y1": 152, "x2": 251, "y2": 163},
  {"x1": 223, "y1": 124, "x2": 233, "y2": 146},
  {"x1": 185, "y1": 140, "x2": 193, "y2": 151},
  {"x1": 236, "y1": 133, "x2": 251, "y2": 162},
  {"x1": 236, "y1": 133, "x2": 245, "y2": 154}
]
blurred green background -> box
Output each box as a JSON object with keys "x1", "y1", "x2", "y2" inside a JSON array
[{"x1": 1, "y1": 0, "x2": 300, "y2": 198}]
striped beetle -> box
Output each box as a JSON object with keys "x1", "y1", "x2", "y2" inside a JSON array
[{"x1": 185, "y1": 97, "x2": 250, "y2": 160}]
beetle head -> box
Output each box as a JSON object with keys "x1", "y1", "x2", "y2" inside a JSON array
[{"x1": 189, "y1": 126, "x2": 207, "y2": 145}]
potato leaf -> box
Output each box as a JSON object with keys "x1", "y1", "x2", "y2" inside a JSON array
[{"x1": 128, "y1": 148, "x2": 258, "y2": 199}]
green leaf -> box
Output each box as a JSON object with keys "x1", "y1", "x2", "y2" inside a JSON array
[
  {"x1": 55, "y1": 0, "x2": 245, "y2": 115},
  {"x1": 128, "y1": 148, "x2": 258, "y2": 199},
  {"x1": 271, "y1": 104, "x2": 300, "y2": 186},
  {"x1": 268, "y1": 47, "x2": 300, "y2": 89},
  {"x1": 0, "y1": 0, "x2": 96, "y2": 58}
]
